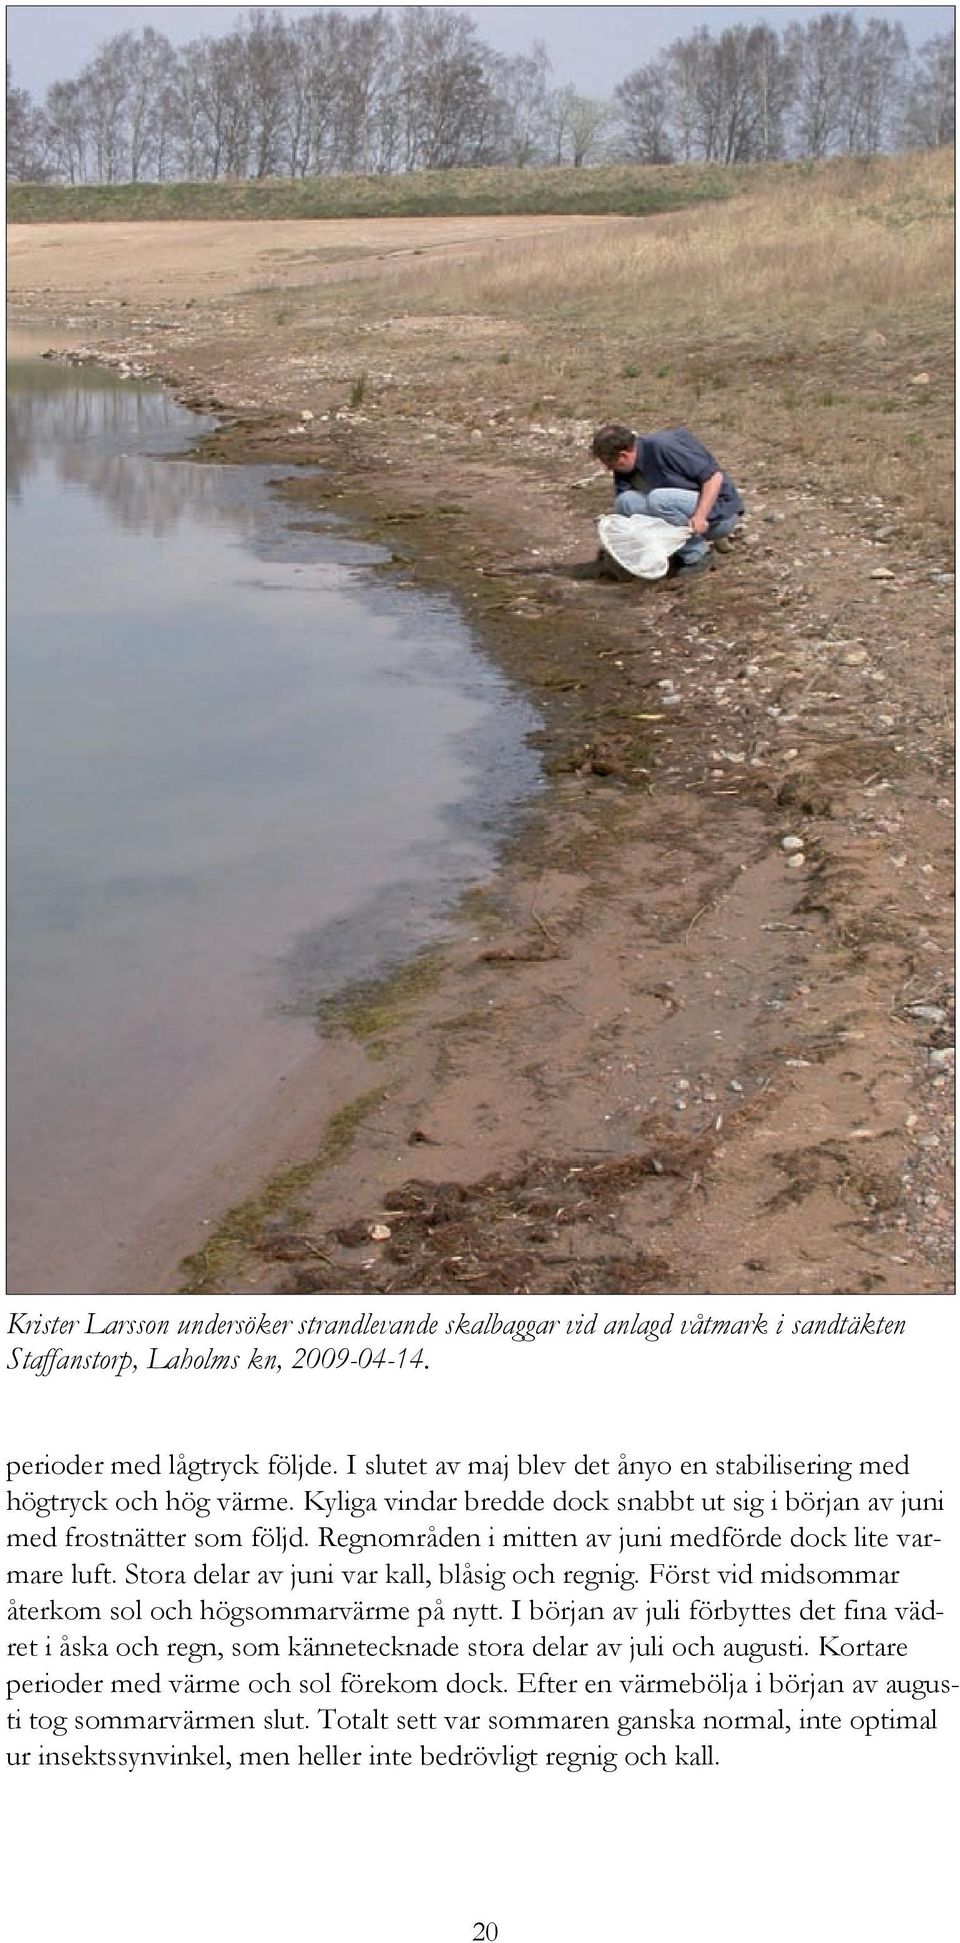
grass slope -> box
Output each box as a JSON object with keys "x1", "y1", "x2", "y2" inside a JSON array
[{"x1": 8, "y1": 161, "x2": 739, "y2": 223}]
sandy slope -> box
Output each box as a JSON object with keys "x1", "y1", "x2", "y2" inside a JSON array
[{"x1": 8, "y1": 206, "x2": 954, "y2": 1297}]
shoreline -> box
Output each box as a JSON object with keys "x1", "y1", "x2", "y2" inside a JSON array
[
  {"x1": 9, "y1": 339, "x2": 541, "y2": 1298},
  {"x1": 7, "y1": 192, "x2": 953, "y2": 1296}
]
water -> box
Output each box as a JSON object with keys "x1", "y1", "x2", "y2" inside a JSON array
[{"x1": 7, "y1": 357, "x2": 541, "y2": 1294}]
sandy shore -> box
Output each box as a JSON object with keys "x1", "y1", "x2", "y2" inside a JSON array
[{"x1": 8, "y1": 199, "x2": 954, "y2": 1296}]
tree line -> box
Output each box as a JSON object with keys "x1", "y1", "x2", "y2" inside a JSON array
[{"x1": 6, "y1": 7, "x2": 955, "y2": 185}]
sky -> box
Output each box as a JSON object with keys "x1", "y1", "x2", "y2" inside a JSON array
[{"x1": 6, "y1": 3, "x2": 955, "y2": 101}]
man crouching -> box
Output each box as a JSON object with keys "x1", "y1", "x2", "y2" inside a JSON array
[{"x1": 592, "y1": 422, "x2": 743, "y2": 578}]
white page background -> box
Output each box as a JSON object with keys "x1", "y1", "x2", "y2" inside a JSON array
[{"x1": 3, "y1": 1294, "x2": 956, "y2": 1942}]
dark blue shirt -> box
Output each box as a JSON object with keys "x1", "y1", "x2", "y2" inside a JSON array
[{"x1": 614, "y1": 427, "x2": 743, "y2": 522}]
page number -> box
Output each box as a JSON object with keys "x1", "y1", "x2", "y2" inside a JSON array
[{"x1": 473, "y1": 1926, "x2": 498, "y2": 1940}]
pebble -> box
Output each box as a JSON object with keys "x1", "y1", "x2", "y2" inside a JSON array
[
  {"x1": 786, "y1": 854, "x2": 806, "y2": 869},
  {"x1": 870, "y1": 568, "x2": 896, "y2": 581},
  {"x1": 781, "y1": 835, "x2": 804, "y2": 852},
  {"x1": 904, "y1": 1004, "x2": 947, "y2": 1026},
  {"x1": 928, "y1": 1047, "x2": 955, "y2": 1069}
]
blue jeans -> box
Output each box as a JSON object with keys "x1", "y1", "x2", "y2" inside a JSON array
[{"x1": 615, "y1": 487, "x2": 739, "y2": 563}]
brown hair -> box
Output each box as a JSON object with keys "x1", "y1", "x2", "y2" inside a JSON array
[{"x1": 591, "y1": 424, "x2": 636, "y2": 465}]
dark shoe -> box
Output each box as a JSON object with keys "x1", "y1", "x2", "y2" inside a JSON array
[{"x1": 671, "y1": 551, "x2": 715, "y2": 579}]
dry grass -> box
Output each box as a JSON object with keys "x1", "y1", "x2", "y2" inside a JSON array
[
  {"x1": 14, "y1": 151, "x2": 950, "y2": 531},
  {"x1": 321, "y1": 151, "x2": 952, "y2": 532},
  {"x1": 347, "y1": 152, "x2": 954, "y2": 345}
]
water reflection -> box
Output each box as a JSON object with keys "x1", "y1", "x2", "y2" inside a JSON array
[
  {"x1": 7, "y1": 359, "x2": 541, "y2": 1294},
  {"x1": 6, "y1": 360, "x2": 230, "y2": 535}
]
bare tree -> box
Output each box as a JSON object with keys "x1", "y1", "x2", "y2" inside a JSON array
[
  {"x1": 853, "y1": 18, "x2": 909, "y2": 154},
  {"x1": 614, "y1": 63, "x2": 674, "y2": 164},
  {"x1": 745, "y1": 24, "x2": 794, "y2": 162},
  {"x1": 548, "y1": 84, "x2": 611, "y2": 167},
  {"x1": 361, "y1": 13, "x2": 405, "y2": 174},
  {"x1": 124, "y1": 27, "x2": 176, "y2": 181},
  {"x1": 218, "y1": 32, "x2": 253, "y2": 177},
  {"x1": 902, "y1": 31, "x2": 955, "y2": 150},
  {"x1": 39, "y1": 78, "x2": 88, "y2": 181},
  {"x1": 487, "y1": 40, "x2": 553, "y2": 167},
  {"x1": 79, "y1": 37, "x2": 129, "y2": 183},
  {"x1": 170, "y1": 47, "x2": 208, "y2": 180},
  {"x1": 14, "y1": 8, "x2": 944, "y2": 185},
  {"x1": 278, "y1": 8, "x2": 384, "y2": 175},
  {"x1": 188, "y1": 32, "x2": 251, "y2": 178},
  {"x1": 661, "y1": 30, "x2": 711, "y2": 163},
  {"x1": 334, "y1": 11, "x2": 397, "y2": 174},
  {"x1": 244, "y1": 10, "x2": 289, "y2": 178},
  {"x1": 396, "y1": 9, "x2": 492, "y2": 171},
  {"x1": 785, "y1": 12, "x2": 859, "y2": 158},
  {"x1": 294, "y1": 10, "x2": 360, "y2": 175},
  {"x1": 617, "y1": 25, "x2": 792, "y2": 166},
  {"x1": 280, "y1": 14, "x2": 313, "y2": 176},
  {"x1": 698, "y1": 27, "x2": 757, "y2": 161},
  {"x1": 6, "y1": 64, "x2": 41, "y2": 179},
  {"x1": 152, "y1": 54, "x2": 181, "y2": 181}
]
